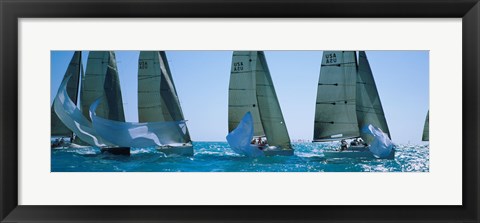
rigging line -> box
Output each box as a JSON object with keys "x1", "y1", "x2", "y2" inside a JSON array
[
  {"x1": 138, "y1": 75, "x2": 161, "y2": 80},
  {"x1": 316, "y1": 99, "x2": 355, "y2": 105},
  {"x1": 321, "y1": 62, "x2": 356, "y2": 67},
  {"x1": 315, "y1": 121, "x2": 358, "y2": 124},
  {"x1": 318, "y1": 83, "x2": 356, "y2": 87}
]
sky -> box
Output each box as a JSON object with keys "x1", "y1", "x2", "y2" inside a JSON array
[{"x1": 51, "y1": 51, "x2": 429, "y2": 144}]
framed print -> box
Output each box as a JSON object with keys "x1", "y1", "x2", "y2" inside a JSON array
[{"x1": 1, "y1": 0, "x2": 479, "y2": 222}]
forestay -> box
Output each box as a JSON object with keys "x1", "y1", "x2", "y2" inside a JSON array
[
  {"x1": 314, "y1": 51, "x2": 359, "y2": 141},
  {"x1": 356, "y1": 51, "x2": 390, "y2": 144}
]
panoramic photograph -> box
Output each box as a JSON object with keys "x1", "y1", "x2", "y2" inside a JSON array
[{"x1": 51, "y1": 50, "x2": 429, "y2": 172}]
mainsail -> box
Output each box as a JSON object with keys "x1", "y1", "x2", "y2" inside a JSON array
[
  {"x1": 228, "y1": 51, "x2": 292, "y2": 150},
  {"x1": 51, "y1": 51, "x2": 81, "y2": 137},
  {"x1": 80, "y1": 51, "x2": 125, "y2": 122},
  {"x1": 422, "y1": 111, "x2": 429, "y2": 141},
  {"x1": 229, "y1": 51, "x2": 265, "y2": 136},
  {"x1": 314, "y1": 51, "x2": 359, "y2": 141},
  {"x1": 356, "y1": 51, "x2": 390, "y2": 144},
  {"x1": 138, "y1": 51, "x2": 191, "y2": 144}
]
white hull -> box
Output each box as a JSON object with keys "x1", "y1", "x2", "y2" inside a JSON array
[
  {"x1": 261, "y1": 146, "x2": 294, "y2": 156},
  {"x1": 323, "y1": 146, "x2": 395, "y2": 160},
  {"x1": 156, "y1": 144, "x2": 194, "y2": 156}
]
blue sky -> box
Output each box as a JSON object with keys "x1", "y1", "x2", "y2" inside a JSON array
[{"x1": 51, "y1": 51, "x2": 429, "y2": 143}]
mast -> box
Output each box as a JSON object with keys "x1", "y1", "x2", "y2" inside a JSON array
[
  {"x1": 313, "y1": 51, "x2": 359, "y2": 141},
  {"x1": 356, "y1": 51, "x2": 391, "y2": 144},
  {"x1": 80, "y1": 51, "x2": 126, "y2": 122},
  {"x1": 138, "y1": 51, "x2": 191, "y2": 143},
  {"x1": 51, "y1": 51, "x2": 82, "y2": 137},
  {"x1": 422, "y1": 111, "x2": 429, "y2": 141},
  {"x1": 228, "y1": 51, "x2": 265, "y2": 137},
  {"x1": 255, "y1": 52, "x2": 291, "y2": 150}
]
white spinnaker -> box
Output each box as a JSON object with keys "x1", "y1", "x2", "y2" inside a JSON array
[
  {"x1": 90, "y1": 98, "x2": 188, "y2": 148},
  {"x1": 51, "y1": 51, "x2": 81, "y2": 137},
  {"x1": 356, "y1": 51, "x2": 391, "y2": 144},
  {"x1": 226, "y1": 112, "x2": 265, "y2": 157},
  {"x1": 228, "y1": 51, "x2": 265, "y2": 136},
  {"x1": 314, "y1": 51, "x2": 359, "y2": 141},
  {"x1": 255, "y1": 52, "x2": 292, "y2": 150},
  {"x1": 362, "y1": 124, "x2": 393, "y2": 158},
  {"x1": 53, "y1": 74, "x2": 111, "y2": 147}
]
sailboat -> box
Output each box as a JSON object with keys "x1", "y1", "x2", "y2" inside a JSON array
[
  {"x1": 51, "y1": 51, "x2": 82, "y2": 148},
  {"x1": 52, "y1": 51, "x2": 131, "y2": 155},
  {"x1": 226, "y1": 51, "x2": 293, "y2": 157},
  {"x1": 422, "y1": 111, "x2": 429, "y2": 141},
  {"x1": 137, "y1": 51, "x2": 193, "y2": 156},
  {"x1": 313, "y1": 51, "x2": 394, "y2": 159}
]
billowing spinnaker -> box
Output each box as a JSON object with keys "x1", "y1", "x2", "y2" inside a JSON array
[
  {"x1": 228, "y1": 51, "x2": 264, "y2": 136},
  {"x1": 362, "y1": 124, "x2": 394, "y2": 158},
  {"x1": 138, "y1": 51, "x2": 191, "y2": 143},
  {"x1": 53, "y1": 74, "x2": 111, "y2": 147},
  {"x1": 422, "y1": 111, "x2": 429, "y2": 141},
  {"x1": 81, "y1": 51, "x2": 125, "y2": 122},
  {"x1": 90, "y1": 98, "x2": 189, "y2": 148},
  {"x1": 255, "y1": 52, "x2": 292, "y2": 150},
  {"x1": 356, "y1": 51, "x2": 390, "y2": 144},
  {"x1": 314, "y1": 51, "x2": 359, "y2": 141},
  {"x1": 226, "y1": 112, "x2": 264, "y2": 157},
  {"x1": 51, "y1": 51, "x2": 81, "y2": 137}
]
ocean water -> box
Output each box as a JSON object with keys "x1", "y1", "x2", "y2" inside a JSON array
[{"x1": 51, "y1": 142, "x2": 429, "y2": 172}]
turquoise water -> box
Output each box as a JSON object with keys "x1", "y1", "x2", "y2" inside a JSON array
[{"x1": 51, "y1": 142, "x2": 429, "y2": 172}]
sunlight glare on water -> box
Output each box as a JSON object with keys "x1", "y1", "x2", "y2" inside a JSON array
[{"x1": 51, "y1": 142, "x2": 429, "y2": 172}]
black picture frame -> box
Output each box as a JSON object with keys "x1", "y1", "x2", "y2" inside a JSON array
[{"x1": 1, "y1": 0, "x2": 479, "y2": 222}]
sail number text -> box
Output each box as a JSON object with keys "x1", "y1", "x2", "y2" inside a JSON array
[
  {"x1": 233, "y1": 62, "x2": 244, "y2": 72},
  {"x1": 325, "y1": 53, "x2": 337, "y2": 64},
  {"x1": 139, "y1": 61, "x2": 148, "y2": 69}
]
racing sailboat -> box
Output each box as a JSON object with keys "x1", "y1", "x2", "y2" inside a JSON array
[
  {"x1": 314, "y1": 51, "x2": 394, "y2": 159},
  {"x1": 51, "y1": 51, "x2": 82, "y2": 148},
  {"x1": 226, "y1": 51, "x2": 293, "y2": 157},
  {"x1": 137, "y1": 51, "x2": 193, "y2": 156}
]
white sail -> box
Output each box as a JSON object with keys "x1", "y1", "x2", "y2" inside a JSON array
[
  {"x1": 255, "y1": 52, "x2": 292, "y2": 150},
  {"x1": 80, "y1": 51, "x2": 125, "y2": 122},
  {"x1": 362, "y1": 124, "x2": 393, "y2": 158},
  {"x1": 226, "y1": 112, "x2": 264, "y2": 157},
  {"x1": 314, "y1": 51, "x2": 359, "y2": 141},
  {"x1": 422, "y1": 111, "x2": 429, "y2": 141},
  {"x1": 138, "y1": 51, "x2": 191, "y2": 143},
  {"x1": 90, "y1": 98, "x2": 189, "y2": 148},
  {"x1": 51, "y1": 51, "x2": 81, "y2": 137},
  {"x1": 356, "y1": 51, "x2": 391, "y2": 144},
  {"x1": 53, "y1": 74, "x2": 111, "y2": 147},
  {"x1": 228, "y1": 51, "x2": 264, "y2": 136}
]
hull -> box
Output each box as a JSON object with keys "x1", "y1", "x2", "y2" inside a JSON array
[
  {"x1": 261, "y1": 147, "x2": 294, "y2": 156},
  {"x1": 100, "y1": 147, "x2": 131, "y2": 156},
  {"x1": 323, "y1": 146, "x2": 395, "y2": 160},
  {"x1": 156, "y1": 144, "x2": 194, "y2": 156}
]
